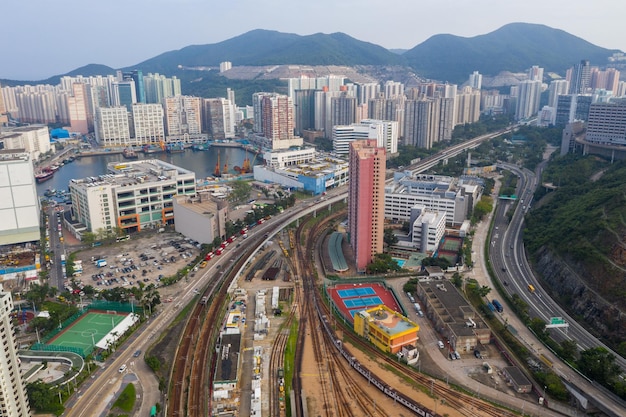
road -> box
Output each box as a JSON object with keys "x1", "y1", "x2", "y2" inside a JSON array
[
  {"x1": 488, "y1": 162, "x2": 626, "y2": 416},
  {"x1": 46, "y1": 205, "x2": 67, "y2": 290}
]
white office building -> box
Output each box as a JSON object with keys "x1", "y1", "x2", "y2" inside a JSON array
[
  {"x1": 332, "y1": 119, "x2": 398, "y2": 156},
  {"x1": 95, "y1": 106, "x2": 132, "y2": 146},
  {"x1": 70, "y1": 160, "x2": 196, "y2": 235},
  {"x1": 263, "y1": 148, "x2": 316, "y2": 169},
  {"x1": 132, "y1": 103, "x2": 165, "y2": 144},
  {"x1": 410, "y1": 205, "x2": 447, "y2": 253},
  {"x1": 385, "y1": 172, "x2": 482, "y2": 226},
  {"x1": 0, "y1": 125, "x2": 51, "y2": 161},
  {"x1": 0, "y1": 288, "x2": 30, "y2": 417}
]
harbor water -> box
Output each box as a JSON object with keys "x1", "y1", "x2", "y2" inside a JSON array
[{"x1": 36, "y1": 147, "x2": 250, "y2": 196}]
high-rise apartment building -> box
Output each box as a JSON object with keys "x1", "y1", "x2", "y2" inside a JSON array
[
  {"x1": 468, "y1": 71, "x2": 482, "y2": 90},
  {"x1": 404, "y1": 99, "x2": 440, "y2": 149},
  {"x1": 0, "y1": 287, "x2": 30, "y2": 417},
  {"x1": 384, "y1": 81, "x2": 404, "y2": 99},
  {"x1": 548, "y1": 80, "x2": 570, "y2": 108},
  {"x1": 122, "y1": 70, "x2": 145, "y2": 104},
  {"x1": 202, "y1": 98, "x2": 236, "y2": 140},
  {"x1": 590, "y1": 68, "x2": 620, "y2": 92},
  {"x1": 528, "y1": 65, "x2": 544, "y2": 82},
  {"x1": 67, "y1": 83, "x2": 91, "y2": 134},
  {"x1": 0, "y1": 82, "x2": 7, "y2": 128},
  {"x1": 293, "y1": 89, "x2": 316, "y2": 136},
  {"x1": 348, "y1": 139, "x2": 385, "y2": 271},
  {"x1": 331, "y1": 92, "x2": 357, "y2": 127},
  {"x1": 569, "y1": 60, "x2": 591, "y2": 94},
  {"x1": 132, "y1": 104, "x2": 165, "y2": 144},
  {"x1": 220, "y1": 62, "x2": 232, "y2": 73},
  {"x1": 164, "y1": 95, "x2": 203, "y2": 141},
  {"x1": 348, "y1": 139, "x2": 386, "y2": 271},
  {"x1": 95, "y1": 106, "x2": 132, "y2": 146},
  {"x1": 143, "y1": 73, "x2": 181, "y2": 104},
  {"x1": 111, "y1": 80, "x2": 136, "y2": 112},
  {"x1": 515, "y1": 80, "x2": 542, "y2": 120},
  {"x1": 255, "y1": 93, "x2": 302, "y2": 149}
]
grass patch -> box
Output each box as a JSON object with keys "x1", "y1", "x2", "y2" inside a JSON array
[
  {"x1": 112, "y1": 383, "x2": 136, "y2": 413},
  {"x1": 284, "y1": 319, "x2": 299, "y2": 413}
]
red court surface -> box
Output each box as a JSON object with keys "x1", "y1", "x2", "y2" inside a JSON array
[{"x1": 327, "y1": 282, "x2": 402, "y2": 323}]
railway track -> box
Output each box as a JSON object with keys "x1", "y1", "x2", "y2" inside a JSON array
[
  {"x1": 292, "y1": 210, "x2": 520, "y2": 417},
  {"x1": 167, "y1": 236, "x2": 266, "y2": 417},
  {"x1": 269, "y1": 261, "x2": 301, "y2": 417}
]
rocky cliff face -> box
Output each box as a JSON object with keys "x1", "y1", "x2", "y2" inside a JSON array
[{"x1": 533, "y1": 246, "x2": 626, "y2": 347}]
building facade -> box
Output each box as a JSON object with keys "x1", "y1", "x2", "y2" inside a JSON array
[
  {"x1": 70, "y1": 160, "x2": 196, "y2": 234},
  {"x1": 348, "y1": 140, "x2": 385, "y2": 271},
  {"x1": 95, "y1": 106, "x2": 132, "y2": 146},
  {"x1": 0, "y1": 151, "x2": 40, "y2": 245},
  {"x1": 0, "y1": 288, "x2": 31, "y2": 417},
  {"x1": 354, "y1": 305, "x2": 419, "y2": 354}
]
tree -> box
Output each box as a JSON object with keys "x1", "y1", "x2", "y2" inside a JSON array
[
  {"x1": 529, "y1": 317, "x2": 549, "y2": 341},
  {"x1": 560, "y1": 340, "x2": 578, "y2": 362},
  {"x1": 228, "y1": 180, "x2": 252, "y2": 206},
  {"x1": 27, "y1": 381, "x2": 64, "y2": 415},
  {"x1": 577, "y1": 347, "x2": 620, "y2": 386},
  {"x1": 366, "y1": 253, "x2": 402, "y2": 274},
  {"x1": 383, "y1": 228, "x2": 399, "y2": 246},
  {"x1": 451, "y1": 272, "x2": 463, "y2": 288}
]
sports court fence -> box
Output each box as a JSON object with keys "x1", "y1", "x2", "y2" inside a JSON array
[{"x1": 29, "y1": 300, "x2": 139, "y2": 357}]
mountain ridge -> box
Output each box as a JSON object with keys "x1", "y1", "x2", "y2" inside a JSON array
[{"x1": 0, "y1": 23, "x2": 620, "y2": 86}]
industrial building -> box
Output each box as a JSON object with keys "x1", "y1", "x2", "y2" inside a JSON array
[
  {"x1": 415, "y1": 280, "x2": 491, "y2": 353},
  {"x1": 69, "y1": 160, "x2": 196, "y2": 236},
  {"x1": 502, "y1": 366, "x2": 533, "y2": 393},
  {"x1": 354, "y1": 305, "x2": 419, "y2": 354},
  {"x1": 213, "y1": 332, "x2": 242, "y2": 400},
  {"x1": 0, "y1": 125, "x2": 51, "y2": 161},
  {"x1": 0, "y1": 150, "x2": 40, "y2": 245},
  {"x1": 253, "y1": 149, "x2": 348, "y2": 195}
]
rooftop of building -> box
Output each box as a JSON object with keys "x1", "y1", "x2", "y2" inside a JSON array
[
  {"x1": 0, "y1": 149, "x2": 29, "y2": 161},
  {"x1": 215, "y1": 333, "x2": 241, "y2": 383},
  {"x1": 387, "y1": 172, "x2": 484, "y2": 196},
  {"x1": 502, "y1": 366, "x2": 532, "y2": 386},
  {"x1": 2, "y1": 125, "x2": 47, "y2": 133},
  {"x1": 70, "y1": 159, "x2": 194, "y2": 189},
  {"x1": 418, "y1": 280, "x2": 488, "y2": 336},
  {"x1": 174, "y1": 192, "x2": 225, "y2": 218},
  {"x1": 360, "y1": 305, "x2": 418, "y2": 337},
  {"x1": 264, "y1": 154, "x2": 348, "y2": 178}
]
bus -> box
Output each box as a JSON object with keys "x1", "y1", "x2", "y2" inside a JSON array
[
  {"x1": 116, "y1": 235, "x2": 130, "y2": 242},
  {"x1": 527, "y1": 284, "x2": 536, "y2": 293}
]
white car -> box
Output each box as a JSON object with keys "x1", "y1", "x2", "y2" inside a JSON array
[
  {"x1": 437, "y1": 341, "x2": 445, "y2": 349},
  {"x1": 118, "y1": 364, "x2": 127, "y2": 373}
]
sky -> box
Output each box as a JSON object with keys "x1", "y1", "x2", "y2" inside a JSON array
[{"x1": 2, "y1": 0, "x2": 626, "y2": 81}]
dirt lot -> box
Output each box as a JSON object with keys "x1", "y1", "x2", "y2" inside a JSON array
[{"x1": 70, "y1": 231, "x2": 201, "y2": 296}]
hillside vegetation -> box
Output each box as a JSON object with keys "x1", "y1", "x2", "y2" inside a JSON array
[{"x1": 524, "y1": 155, "x2": 626, "y2": 344}]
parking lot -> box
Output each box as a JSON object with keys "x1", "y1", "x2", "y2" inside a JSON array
[{"x1": 69, "y1": 232, "x2": 201, "y2": 294}]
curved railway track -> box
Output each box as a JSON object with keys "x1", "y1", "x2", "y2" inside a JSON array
[
  {"x1": 292, "y1": 210, "x2": 520, "y2": 417},
  {"x1": 168, "y1": 237, "x2": 266, "y2": 417}
]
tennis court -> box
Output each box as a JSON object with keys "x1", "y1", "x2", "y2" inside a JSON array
[
  {"x1": 48, "y1": 312, "x2": 127, "y2": 354},
  {"x1": 337, "y1": 287, "x2": 376, "y2": 298},
  {"x1": 343, "y1": 296, "x2": 383, "y2": 309}
]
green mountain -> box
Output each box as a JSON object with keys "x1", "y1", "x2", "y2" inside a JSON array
[
  {"x1": 403, "y1": 22, "x2": 619, "y2": 83},
  {"x1": 130, "y1": 29, "x2": 404, "y2": 74},
  {"x1": 1, "y1": 24, "x2": 619, "y2": 87}
]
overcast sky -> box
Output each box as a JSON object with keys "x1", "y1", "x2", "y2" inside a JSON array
[{"x1": 2, "y1": 0, "x2": 625, "y2": 81}]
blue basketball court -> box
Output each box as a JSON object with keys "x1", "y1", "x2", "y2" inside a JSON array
[{"x1": 337, "y1": 287, "x2": 376, "y2": 298}]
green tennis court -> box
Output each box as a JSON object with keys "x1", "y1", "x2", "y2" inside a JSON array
[{"x1": 48, "y1": 312, "x2": 127, "y2": 353}]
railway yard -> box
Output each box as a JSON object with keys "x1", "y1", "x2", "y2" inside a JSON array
[{"x1": 161, "y1": 203, "x2": 557, "y2": 417}]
